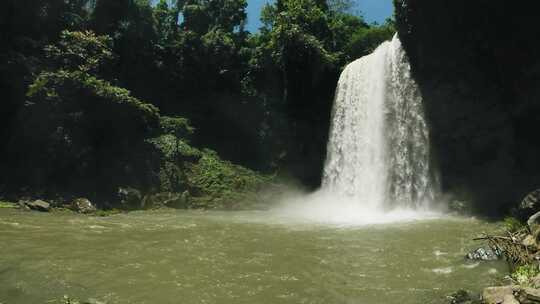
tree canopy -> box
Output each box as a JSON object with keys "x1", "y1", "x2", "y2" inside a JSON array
[{"x1": 0, "y1": 0, "x2": 395, "y2": 206}]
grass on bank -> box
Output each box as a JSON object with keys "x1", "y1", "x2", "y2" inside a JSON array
[{"x1": 0, "y1": 200, "x2": 16, "y2": 208}]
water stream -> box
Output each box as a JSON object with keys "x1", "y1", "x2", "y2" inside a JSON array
[{"x1": 0, "y1": 209, "x2": 504, "y2": 304}]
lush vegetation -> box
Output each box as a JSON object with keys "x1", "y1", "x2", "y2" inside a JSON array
[{"x1": 0, "y1": 0, "x2": 394, "y2": 208}]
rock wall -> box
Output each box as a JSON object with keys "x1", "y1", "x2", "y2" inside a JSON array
[{"x1": 394, "y1": 0, "x2": 540, "y2": 214}]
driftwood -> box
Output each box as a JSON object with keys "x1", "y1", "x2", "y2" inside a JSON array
[{"x1": 474, "y1": 230, "x2": 535, "y2": 269}]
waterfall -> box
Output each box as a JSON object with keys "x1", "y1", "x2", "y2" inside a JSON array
[{"x1": 322, "y1": 34, "x2": 438, "y2": 210}]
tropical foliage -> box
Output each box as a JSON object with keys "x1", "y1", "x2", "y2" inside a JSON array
[{"x1": 0, "y1": 0, "x2": 394, "y2": 208}]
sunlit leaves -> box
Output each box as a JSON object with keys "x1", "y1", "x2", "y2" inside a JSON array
[{"x1": 44, "y1": 30, "x2": 113, "y2": 74}]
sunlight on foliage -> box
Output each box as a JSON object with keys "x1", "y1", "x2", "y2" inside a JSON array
[{"x1": 512, "y1": 264, "x2": 540, "y2": 285}]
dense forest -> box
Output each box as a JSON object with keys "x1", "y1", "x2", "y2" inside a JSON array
[
  {"x1": 0, "y1": 0, "x2": 393, "y2": 208},
  {"x1": 2, "y1": 0, "x2": 539, "y2": 215}
]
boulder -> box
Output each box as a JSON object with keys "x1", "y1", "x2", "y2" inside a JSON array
[
  {"x1": 71, "y1": 198, "x2": 96, "y2": 214},
  {"x1": 502, "y1": 294, "x2": 520, "y2": 304},
  {"x1": 523, "y1": 234, "x2": 537, "y2": 247},
  {"x1": 466, "y1": 247, "x2": 501, "y2": 261},
  {"x1": 179, "y1": 190, "x2": 190, "y2": 207},
  {"x1": 529, "y1": 212, "x2": 540, "y2": 233},
  {"x1": 17, "y1": 200, "x2": 30, "y2": 210},
  {"x1": 482, "y1": 286, "x2": 518, "y2": 304},
  {"x1": 517, "y1": 287, "x2": 540, "y2": 304},
  {"x1": 449, "y1": 200, "x2": 472, "y2": 215},
  {"x1": 447, "y1": 289, "x2": 474, "y2": 304},
  {"x1": 519, "y1": 189, "x2": 540, "y2": 219},
  {"x1": 143, "y1": 191, "x2": 190, "y2": 209},
  {"x1": 530, "y1": 275, "x2": 540, "y2": 289},
  {"x1": 24, "y1": 200, "x2": 50, "y2": 212},
  {"x1": 142, "y1": 192, "x2": 173, "y2": 209},
  {"x1": 117, "y1": 187, "x2": 142, "y2": 209}
]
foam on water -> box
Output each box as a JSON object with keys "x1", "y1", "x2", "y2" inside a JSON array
[{"x1": 271, "y1": 190, "x2": 443, "y2": 226}]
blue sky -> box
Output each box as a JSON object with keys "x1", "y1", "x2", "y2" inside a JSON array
[
  {"x1": 151, "y1": 0, "x2": 394, "y2": 32},
  {"x1": 245, "y1": 0, "x2": 394, "y2": 32}
]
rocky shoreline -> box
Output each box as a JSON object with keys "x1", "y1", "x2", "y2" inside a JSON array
[
  {"x1": 450, "y1": 189, "x2": 540, "y2": 304},
  {"x1": 0, "y1": 183, "x2": 281, "y2": 216}
]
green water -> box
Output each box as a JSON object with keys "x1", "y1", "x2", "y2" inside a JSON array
[{"x1": 0, "y1": 209, "x2": 506, "y2": 304}]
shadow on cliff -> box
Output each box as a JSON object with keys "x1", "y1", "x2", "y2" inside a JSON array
[{"x1": 394, "y1": 0, "x2": 540, "y2": 216}]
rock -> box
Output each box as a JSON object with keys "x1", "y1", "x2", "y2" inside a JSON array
[
  {"x1": 466, "y1": 247, "x2": 501, "y2": 261},
  {"x1": 180, "y1": 190, "x2": 190, "y2": 207},
  {"x1": 529, "y1": 212, "x2": 540, "y2": 232},
  {"x1": 482, "y1": 286, "x2": 517, "y2": 304},
  {"x1": 534, "y1": 229, "x2": 540, "y2": 246},
  {"x1": 502, "y1": 294, "x2": 520, "y2": 304},
  {"x1": 518, "y1": 287, "x2": 540, "y2": 303},
  {"x1": 531, "y1": 275, "x2": 540, "y2": 289},
  {"x1": 449, "y1": 200, "x2": 472, "y2": 214},
  {"x1": 447, "y1": 289, "x2": 473, "y2": 304},
  {"x1": 117, "y1": 187, "x2": 142, "y2": 209},
  {"x1": 519, "y1": 189, "x2": 540, "y2": 219},
  {"x1": 523, "y1": 234, "x2": 537, "y2": 247},
  {"x1": 24, "y1": 200, "x2": 50, "y2": 212},
  {"x1": 142, "y1": 191, "x2": 191, "y2": 209},
  {"x1": 521, "y1": 189, "x2": 540, "y2": 211},
  {"x1": 17, "y1": 200, "x2": 30, "y2": 211},
  {"x1": 71, "y1": 198, "x2": 96, "y2": 214},
  {"x1": 142, "y1": 192, "x2": 177, "y2": 209}
]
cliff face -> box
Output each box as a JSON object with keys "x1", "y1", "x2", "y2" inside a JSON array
[{"x1": 394, "y1": 0, "x2": 540, "y2": 214}]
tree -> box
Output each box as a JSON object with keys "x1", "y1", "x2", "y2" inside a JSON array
[
  {"x1": 7, "y1": 30, "x2": 160, "y2": 200},
  {"x1": 180, "y1": 0, "x2": 247, "y2": 34},
  {"x1": 44, "y1": 30, "x2": 114, "y2": 74},
  {"x1": 0, "y1": 0, "x2": 92, "y2": 165}
]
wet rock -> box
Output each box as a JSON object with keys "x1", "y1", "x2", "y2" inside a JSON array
[
  {"x1": 529, "y1": 212, "x2": 540, "y2": 232},
  {"x1": 466, "y1": 247, "x2": 501, "y2": 261},
  {"x1": 523, "y1": 234, "x2": 537, "y2": 247},
  {"x1": 502, "y1": 294, "x2": 520, "y2": 304},
  {"x1": 449, "y1": 200, "x2": 472, "y2": 215},
  {"x1": 180, "y1": 191, "x2": 190, "y2": 207},
  {"x1": 519, "y1": 189, "x2": 540, "y2": 219},
  {"x1": 71, "y1": 198, "x2": 96, "y2": 214},
  {"x1": 17, "y1": 200, "x2": 30, "y2": 210},
  {"x1": 531, "y1": 275, "x2": 540, "y2": 288},
  {"x1": 517, "y1": 287, "x2": 540, "y2": 303},
  {"x1": 142, "y1": 192, "x2": 175, "y2": 209},
  {"x1": 24, "y1": 200, "x2": 50, "y2": 212},
  {"x1": 142, "y1": 192, "x2": 190, "y2": 209},
  {"x1": 521, "y1": 189, "x2": 540, "y2": 211},
  {"x1": 118, "y1": 187, "x2": 142, "y2": 209},
  {"x1": 447, "y1": 289, "x2": 474, "y2": 304},
  {"x1": 482, "y1": 286, "x2": 517, "y2": 304}
]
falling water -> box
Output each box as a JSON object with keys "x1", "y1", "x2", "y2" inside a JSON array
[{"x1": 322, "y1": 34, "x2": 438, "y2": 210}]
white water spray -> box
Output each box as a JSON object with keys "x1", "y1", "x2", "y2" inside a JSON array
[
  {"x1": 322, "y1": 34, "x2": 438, "y2": 211},
  {"x1": 273, "y1": 35, "x2": 440, "y2": 225}
]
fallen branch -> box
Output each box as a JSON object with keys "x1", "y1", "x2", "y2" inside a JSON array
[{"x1": 474, "y1": 232, "x2": 534, "y2": 269}]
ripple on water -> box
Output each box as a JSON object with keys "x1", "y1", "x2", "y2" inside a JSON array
[
  {"x1": 461, "y1": 262, "x2": 480, "y2": 269},
  {"x1": 0, "y1": 209, "x2": 507, "y2": 304},
  {"x1": 431, "y1": 267, "x2": 454, "y2": 275}
]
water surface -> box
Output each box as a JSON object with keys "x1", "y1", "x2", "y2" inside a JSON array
[{"x1": 0, "y1": 209, "x2": 505, "y2": 304}]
